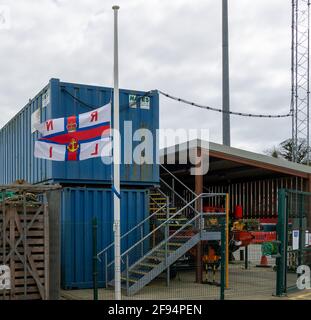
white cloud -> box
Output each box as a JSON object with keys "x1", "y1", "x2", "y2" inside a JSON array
[{"x1": 0, "y1": 0, "x2": 293, "y2": 153}]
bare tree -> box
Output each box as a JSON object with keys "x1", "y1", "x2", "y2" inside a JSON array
[{"x1": 264, "y1": 138, "x2": 309, "y2": 164}]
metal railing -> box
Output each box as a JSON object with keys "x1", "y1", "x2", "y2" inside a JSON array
[
  {"x1": 160, "y1": 178, "x2": 200, "y2": 217},
  {"x1": 160, "y1": 164, "x2": 197, "y2": 197},
  {"x1": 97, "y1": 166, "x2": 197, "y2": 267},
  {"x1": 96, "y1": 166, "x2": 228, "y2": 291},
  {"x1": 160, "y1": 164, "x2": 198, "y2": 216},
  {"x1": 99, "y1": 193, "x2": 217, "y2": 289},
  {"x1": 97, "y1": 188, "x2": 168, "y2": 260}
]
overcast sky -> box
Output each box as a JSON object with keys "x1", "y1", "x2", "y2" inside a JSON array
[{"x1": 0, "y1": 0, "x2": 292, "y2": 153}]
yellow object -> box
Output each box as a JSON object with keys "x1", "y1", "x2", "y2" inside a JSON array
[
  {"x1": 206, "y1": 217, "x2": 218, "y2": 226},
  {"x1": 232, "y1": 220, "x2": 245, "y2": 231},
  {"x1": 225, "y1": 194, "x2": 229, "y2": 289}
]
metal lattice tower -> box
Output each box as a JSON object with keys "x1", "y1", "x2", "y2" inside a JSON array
[{"x1": 292, "y1": 0, "x2": 310, "y2": 163}]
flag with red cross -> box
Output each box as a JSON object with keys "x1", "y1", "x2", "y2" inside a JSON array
[{"x1": 34, "y1": 103, "x2": 111, "y2": 161}]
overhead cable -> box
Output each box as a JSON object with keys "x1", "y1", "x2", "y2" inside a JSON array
[{"x1": 157, "y1": 90, "x2": 292, "y2": 118}]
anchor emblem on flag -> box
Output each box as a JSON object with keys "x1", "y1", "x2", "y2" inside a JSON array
[{"x1": 67, "y1": 138, "x2": 79, "y2": 153}]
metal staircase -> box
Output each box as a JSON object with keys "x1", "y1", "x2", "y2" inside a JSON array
[
  {"x1": 149, "y1": 190, "x2": 189, "y2": 234},
  {"x1": 97, "y1": 166, "x2": 226, "y2": 296},
  {"x1": 107, "y1": 194, "x2": 203, "y2": 296}
]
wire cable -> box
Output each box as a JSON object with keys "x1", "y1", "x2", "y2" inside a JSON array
[
  {"x1": 157, "y1": 90, "x2": 292, "y2": 118},
  {"x1": 62, "y1": 89, "x2": 95, "y2": 110},
  {"x1": 62, "y1": 88, "x2": 156, "y2": 110},
  {"x1": 63, "y1": 88, "x2": 289, "y2": 119}
]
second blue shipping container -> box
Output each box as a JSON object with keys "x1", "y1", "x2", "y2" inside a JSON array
[{"x1": 61, "y1": 187, "x2": 149, "y2": 289}]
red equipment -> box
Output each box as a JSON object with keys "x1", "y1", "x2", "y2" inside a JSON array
[{"x1": 234, "y1": 205, "x2": 243, "y2": 219}]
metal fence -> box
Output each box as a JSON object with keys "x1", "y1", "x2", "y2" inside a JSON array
[
  {"x1": 58, "y1": 189, "x2": 310, "y2": 300},
  {"x1": 93, "y1": 193, "x2": 227, "y2": 300},
  {"x1": 225, "y1": 243, "x2": 277, "y2": 299},
  {"x1": 58, "y1": 193, "x2": 229, "y2": 300},
  {"x1": 276, "y1": 189, "x2": 311, "y2": 296}
]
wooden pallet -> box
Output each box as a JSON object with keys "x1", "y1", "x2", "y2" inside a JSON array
[{"x1": 0, "y1": 201, "x2": 49, "y2": 300}]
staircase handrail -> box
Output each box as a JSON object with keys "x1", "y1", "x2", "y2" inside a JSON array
[
  {"x1": 160, "y1": 164, "x2": 197, "y2": 198},
  {"x1": 125, "y1": 212, "x2": 226, "y2": 276},
  {"x1": 98, "y1": 166, "x2": 200, "y2": 260},
  {"x1": 105, "y1": 193, "x2": 208, "y2": 269},
  {"x1": 160, "y1": 177, "x2": 200, "y2": 214},
  {"x1": 97, "y1": 201, "x2": 168, "y2": 259},
  {"x1": 154, "y1": 186, "x2": 169, "y2": 200},
  {"x1": 121, "y1": 207, "x2": 204, "y2": 272}
]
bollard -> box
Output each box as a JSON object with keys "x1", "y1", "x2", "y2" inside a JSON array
[{"x1": 244, "y1": 246, "x2": 248, "y2": 270}]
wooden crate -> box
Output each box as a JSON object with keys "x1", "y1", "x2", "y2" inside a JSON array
[{"x1": 0, "y1": 201, "x2": 49, "y2": 300}]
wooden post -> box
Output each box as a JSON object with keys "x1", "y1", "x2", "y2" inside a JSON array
[
  {"x1": 9, "y1": 208, "x2": 15, "y2": 299},
  {"x1": 46, "y1": 190, "x2": 61, "y2": 300},
  {"x1": 44, "y1": 197, "x2": 49, "y2": 300},
  {"x1": 195, "y1": 147, "x2": 203, "y2": 284}
]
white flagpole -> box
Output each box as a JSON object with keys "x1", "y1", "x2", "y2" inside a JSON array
[{"x1": 112, "y1": 5, "x2": 121, "y2": 300}]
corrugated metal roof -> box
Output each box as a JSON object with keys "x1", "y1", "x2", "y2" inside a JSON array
[{"x1": 160, "y1": 139, "x2": 311, "y2": 178}]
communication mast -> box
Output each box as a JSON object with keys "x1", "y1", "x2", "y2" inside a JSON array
[{"x1": 292, "y1": 0, "x2": 310, "y2": 163}]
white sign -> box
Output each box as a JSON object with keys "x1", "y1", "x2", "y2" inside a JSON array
[
  {"x1": 293, "y1": 229, "x2": 300, "y2": 250},
  {"x1": 129, "y1": 94, "x2": 137, "y2": 108},
  {"x1": 129, "y1": 95, "x2": 150, "y2": 109},
  {"x1": 140, "y1": 96, "x2": 150, "y2": 110},
  {"x1": 31, "y1": 109, "x2": 40, "y2": 133},
  {"x1": 0, "y1": 265, "x2": 11, "y2": 290},
  {"x1": 42, "y1": 89, "x2": 50, "y2": 108}
]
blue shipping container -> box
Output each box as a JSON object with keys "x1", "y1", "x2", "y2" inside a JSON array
[
  {"x1": 0, "y1": 78, "x2": 159, "y2": 186},
  {"x1": 61, "y1": 187, "x2": 149, "y2": 289}
]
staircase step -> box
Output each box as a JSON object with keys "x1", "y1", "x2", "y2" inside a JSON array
[
  {"x1": 168, "y1": 242, "x2": 183, "y2": 247},
  {"x1": 155, "y1": 249, "x2": 174, "y2": 254},
  {"x1": 154, "y1": 208, "x2": 178, "y2": 214},
  {"x1": 149, "y1": 204, "x2": 167, "y2": 208},
  {"x1": 138, "y1": 262, "x2": 159, "y2": 268},
  {"x1": 130, "y1": 269, "x2": 148, "y2": 276},
  {"x1": 121, "y1": 233, "x2": 200, "y2": 296},
  {"x1": 174, "y1": 235, "x2": 191, "y2": 240},
  {"x1": 157, "y1": 218, "x2": 187, "y2": 221},
  {"x1": 121, "y1": 277, "x2": 137, "y2": 283},
  {"x1": 169, "y1": 224, "x2": 192, "y2": 227},
  {"x1": 157, "y1": 215, "x2": 187, "y2": 224},
  {"x1": 147, "y1": 255, "x2": 165, "y2": 261},
  {"x1": 149, "y1": 204, "x2": 166, "y2": 208},
  {"x1": 150, "y1": 197, "x2": 167, "y2": 201},
  {"x1": 154, "y1": 214, "x2": 179, "y2": 217},
  {"x1": 157, "y1": 216, "x2": 187, "y2": 220}
]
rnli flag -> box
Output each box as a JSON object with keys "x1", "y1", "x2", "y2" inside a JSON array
[{"x1": 34, "y1": 103, "x2": 111, "y2": 161}]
